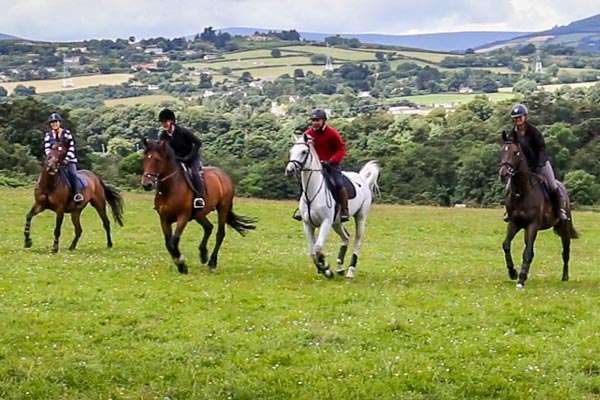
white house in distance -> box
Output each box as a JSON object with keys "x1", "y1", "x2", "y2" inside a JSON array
[{"x1": 144, "y1": 47, "x2": 164, "y2": 55}]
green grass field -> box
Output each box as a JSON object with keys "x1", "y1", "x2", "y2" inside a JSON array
[
  {"x1": 1, "y1": 74, "x2": 133, "y2": 94},
  {"x1": 394, "y1": 92, "x2": 518, "y2": 106},
  {"x1": 1, "y1": 187, "x2": 599, "y2": 399}
]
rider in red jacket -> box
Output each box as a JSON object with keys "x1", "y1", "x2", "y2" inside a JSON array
[{"x1": 304, "y1": 109, "x2": 349, "y2": 222}]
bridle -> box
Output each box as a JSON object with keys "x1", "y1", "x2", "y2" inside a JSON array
[{"x1": 288, "y1": 140, "x2": 333, "y2": 226}]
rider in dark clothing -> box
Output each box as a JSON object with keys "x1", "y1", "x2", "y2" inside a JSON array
[
  {"x1": 510, "y1": 104, "x2": 568, "y2": 221},
  {"x1": 158, "y1": 109, "x2": 205, "y2": 209}
]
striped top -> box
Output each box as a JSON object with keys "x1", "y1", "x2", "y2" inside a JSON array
[{"x1": 43, "y1": 128, "x2": 78, "y2": 163}]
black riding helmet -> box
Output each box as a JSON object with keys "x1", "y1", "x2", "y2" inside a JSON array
[
  {"x1": 47, "y1": 113, "x2": 63, "y2": 123},
  {"x1": 510, "y1": 104, "x2": 528, "y2": 119},
  {"x1": 310, "y1": 109, "x2": 327, "y2": 121},
  {"x1": 158, "y1": 108, "x2": 176, "y2": 122}
]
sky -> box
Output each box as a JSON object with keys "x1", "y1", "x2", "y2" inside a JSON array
[{"x1": 1, "y1": 0, "x2": 599, "y2": 42}]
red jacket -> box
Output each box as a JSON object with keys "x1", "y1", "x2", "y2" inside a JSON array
[{"x1": 305, "y1": 125, "x2": 346, "y2": 166}]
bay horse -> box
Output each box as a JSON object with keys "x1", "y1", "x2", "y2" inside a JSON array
[
  {"x1": 499, "y1": 131, "x2": 578, "y2": 289},
  {"x1": 285, "y1": 134, "x2": 380, "y2": 279},
  {"x1": 24, "y1": 143, "x2": 124, "y2": 252},
  {"x1": 141, "y1": 139, "x2": 256, "y2": 274}
]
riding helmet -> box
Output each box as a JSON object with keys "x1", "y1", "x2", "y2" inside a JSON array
[
  {"x1": 510, "y1": 104, "x2": 529, "y2": 118},
  {"x1": 47, "y1": 113, "x2": 63, "y2": 123},
  {"x1": 158, "y1": 108, "x2": 176, "y2": 122},
  {"x1": 310, "y1": 109, "x2": 327, "y2": 121}
]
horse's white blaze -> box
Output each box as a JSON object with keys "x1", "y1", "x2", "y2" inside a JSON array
[{"x1": 288, "y1": 136, "x2": 380, "y2": 277}]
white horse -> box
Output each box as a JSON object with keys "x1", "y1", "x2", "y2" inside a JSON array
[{"x1": 285, "y1": 134, "x2": 380, "y2": 279}]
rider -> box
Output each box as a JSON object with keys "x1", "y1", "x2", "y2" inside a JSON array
[
  {"x1": 297, "y1": 108, "x2": 349, "y2": 222},
  {"x1": 158, "y1": 108, "x2": 205, "y2": 209},
  {"x1": 43, "y1": 113, "x2": 83, "y2": 203},
  {"x1": 510, "y1": 103, "x2": 568, "y2": 221}
]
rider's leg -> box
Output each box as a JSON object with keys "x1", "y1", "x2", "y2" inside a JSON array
[
  {"x1": 67, "y1": 162, "x2": 83, "y2": 202},
  {"x1": 541, "y1": 161, "x2": 568, "y2": 220},
  {"x1": 188, "y1": 157, "x2": 204, "y2": 209},
  {"x1": 332, "y1": 166, "x2": 349, "y2": 222}
]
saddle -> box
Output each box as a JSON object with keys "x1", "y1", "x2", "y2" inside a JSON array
[
  {"x1": 322, "y1": 169, "x2": 358, "y2": 202},
  {"x1": 180, "y1": 163, "x2": 206, "y2": 207},
  {"x1": 59, "y1": 168, "x2": 87, "y2": 191}
]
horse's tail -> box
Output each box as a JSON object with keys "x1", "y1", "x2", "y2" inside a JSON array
[
  {"x1": 359, "y1": 160, "x2": 381, "y2": 197},
  {"x1": 101, "y1": 180, "x2": 124, "y2": 227},
  {"x1": 227, "y1": 210, "x2": 256, "y2": 236}
]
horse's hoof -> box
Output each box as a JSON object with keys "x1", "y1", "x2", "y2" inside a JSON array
[
  {"x1": 51, "y1": 247, "x2": 59, "y2": 254},
  {"x1": 200, "y1": 253, "x2": 209, "y2": 264},
  {"x1": 508, "y1": 269, "x2": 518, "y2": 280},
  {"x1": 24, "y1": 240, "x2": 32, "y2": 248},
  {"x1": 336, "y1": 267, "x2": 346, "y2": 276},
  {"x1": 562, "y1": 276, "x2": 569, "y2": 282},
  {"x1": 346, "y1": 267, "x2": 356, "y2": 279},
  {"x1": 516, "y1": 283, "x2": 525, "y2": 290},
  {"x1": 177, "y1": 263, "x2": 189, "y2": 274},
  {"x1": 68, "y1": 246, "x2": 76, "y2": 251},
  {"x1": 107, "y1": 242, "x2": 113, "y2": 249}
]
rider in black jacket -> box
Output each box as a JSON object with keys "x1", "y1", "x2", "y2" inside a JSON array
[
  {"x1": 510, "y1": 104, "x2": 568, "y2": 220},
  {"x1": 158, "y1": 109, "x2": 205, "y2": 209}
]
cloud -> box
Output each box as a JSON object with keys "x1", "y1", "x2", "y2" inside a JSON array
[{"x1": 0, "y1": 0, "x2": 598, "y2": 41}]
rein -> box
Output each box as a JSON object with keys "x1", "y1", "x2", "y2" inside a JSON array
[{"x1": 289, "y1": 142, "x2": 333, "y2": 226}]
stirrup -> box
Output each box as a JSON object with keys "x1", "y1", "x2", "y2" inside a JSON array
[
  {"x1": 193, "y1": 198, "x2": 205, "y2": 209},
  {"x1": 292, "y1": 208, "x2": 302, "y2": 221},
  {"x1": 73, "y1": 193, "x2": 84, "y2": 202}
]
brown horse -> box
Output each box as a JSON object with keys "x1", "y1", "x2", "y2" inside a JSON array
[
  {"x1": 499, "y1": 131, "x2": 578, "y2": 289},
  {"x1": 24, "y1": 143, "x2": 124, "y2": 252},
  {"x1": 141, "y1": 139, "x2": 256, "y2": 274}
]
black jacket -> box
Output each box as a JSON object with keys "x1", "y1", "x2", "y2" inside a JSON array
[
  {"x1": 159, "y1": 125, "x2": 202, "y2": 162},
  {"x1": 513, "y1": 122, "x2": 548, "y2": 171}
]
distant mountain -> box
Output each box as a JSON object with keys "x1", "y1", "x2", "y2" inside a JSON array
[
  {"x1": 477, "y1": 13, "x2": 600, "y2": 52},
  {"x1": 221, "y1": 27, "x2": 529, "y2": 52},
  {"x1": 0, "y1": 33, "x2": 18, "y2": 41}
]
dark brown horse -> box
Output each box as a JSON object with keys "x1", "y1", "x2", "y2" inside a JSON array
[
  {"x1": 141, "y1": 139, "x2": 256, "y2": 274},
  {"x1": 499, "y1": 131, "x2": 578, "y2": 289},
  {"x1": 24, "y1": 143, "x2": 124, "y2": 252}
]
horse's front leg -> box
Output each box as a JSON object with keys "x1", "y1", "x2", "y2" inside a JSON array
[
  {"x1": 170, "y1": 216, "x2": 190, "y2": 274},
  {"x1": 160, "y1": 216, "x2": 187, "y2": 274},
  {"x1": 24, "y1": 204, "x2": 43, "y2": 248},
  {"x1": 313, "y1": 218, "x2": 334, "y2": 278},
  {"x1": 502, "y1": 222, "x2": 520, "y2": 280},
  {"x1": 52, "y1": 212, "x2": 65, "y2": 253},
  {"x1": 517, "y1": 224, "x2": 538, "y2": 289}
]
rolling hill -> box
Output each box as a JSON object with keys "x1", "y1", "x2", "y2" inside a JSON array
[
  {"x1": 0, "y1": 33, "x2": 18, "y2": 41},
  {"x1": 221, "y1": 27, "x2": 529, "y2": 52},
  {"x1": 477, "y1": 13, "x2": 600, "y2": 52}
]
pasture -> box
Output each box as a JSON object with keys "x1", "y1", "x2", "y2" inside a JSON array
[
  {"x1": 1, "y1": 74, "x2": 133, "y2": 94},
  {"x1": 394, "y1": 92, "x2": 517, "y2": 106},
  {"x1": 1, "y1": 187, "x2": 599, "y2": 399},
  {"x1": 104, "y1": 95, "x2": 179, "y2": 107}
]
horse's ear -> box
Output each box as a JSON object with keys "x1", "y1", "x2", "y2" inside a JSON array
[
  {"x1": 142, "y1": 137, "x2": 149, "y2": 149},
  {"x1": 303, "y1": 133, "x2": 308, "y2": 143},
  {"x1": 159, "y1": 139, "x2": 167, "y2": 150},
  {"x1": 502, "y1": 130, "x2": 511, "y2": 143}
]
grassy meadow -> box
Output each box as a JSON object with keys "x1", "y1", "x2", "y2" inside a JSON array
[{"x1": 0, "y1": 187, "x2": 599, "y2": 399}]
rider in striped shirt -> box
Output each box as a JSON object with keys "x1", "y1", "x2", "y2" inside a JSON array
[{"x1": 43, "y1": 113, "x2": 83, "y2": 202}]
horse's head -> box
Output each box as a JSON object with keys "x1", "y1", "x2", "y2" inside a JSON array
[
  {"x1": 285, "y1": 134, "x2": 314, "y2": 176},
  {"x1": 45, "y1": 143, "x2": 68, "y2": 175},
  {"x1": 141, "y1": 138, "x2": 173, "y2": 191},
  {"x1": 499, "y1": 130, "x2": 522, "y2": 184}
]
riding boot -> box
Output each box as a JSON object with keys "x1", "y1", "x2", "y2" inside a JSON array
[
  {"x1": 557, "y1": 191, "x2": 569, "y2": 221},
  {"x1": 339, "y1": 187, "x2": 349, "y2": 223},
  {"x1": 67, "y1": 163, "x2": 83, "y2": 203},
  {"x1": 191, "y1": 168, "x2": 205, "y2": 209}
]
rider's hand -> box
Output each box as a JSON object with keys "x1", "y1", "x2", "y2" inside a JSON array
[{"x1": 321, "y1": 160, "x2": 331, "y2": 168}]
